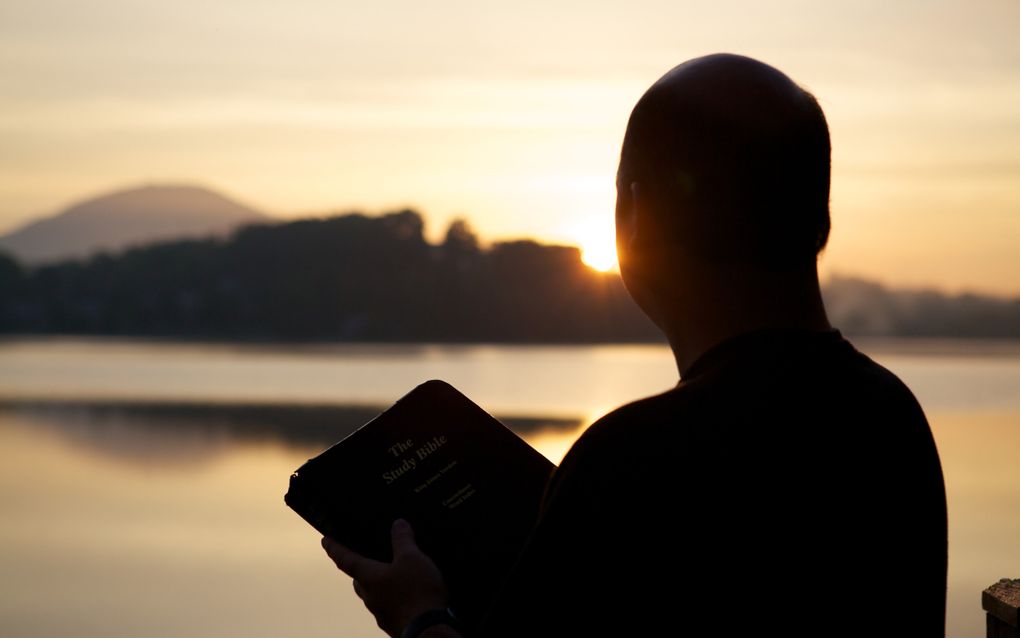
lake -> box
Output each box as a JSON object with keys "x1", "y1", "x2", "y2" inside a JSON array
[{"x1": 1, "y1": 336, "x2": 1018, "y2": 637}]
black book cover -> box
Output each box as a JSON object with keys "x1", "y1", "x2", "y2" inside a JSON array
[{"x1": 285, "y1": 379, "x2": 556, "y2": 625}]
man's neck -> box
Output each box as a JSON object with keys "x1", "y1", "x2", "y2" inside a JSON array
[{"x1": 656, "y1": 261, "x2": 832, "y2": 378}]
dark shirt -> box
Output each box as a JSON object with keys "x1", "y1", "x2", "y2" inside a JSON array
[{"x1": 479, "y1": 328, "x2": 947, "y2": 636}]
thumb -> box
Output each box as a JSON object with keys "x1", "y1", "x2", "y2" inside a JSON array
[
  {"x1": 322, "y1": 536, "x2": 369, "y2": 579},
  {"x1": 390, "y1": 518, "x2": 418, "y2": 559}
]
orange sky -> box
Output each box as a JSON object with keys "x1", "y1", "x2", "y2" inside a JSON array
[{"x1": 2, "y1": 0, "x2": 1018, "y2": 294}]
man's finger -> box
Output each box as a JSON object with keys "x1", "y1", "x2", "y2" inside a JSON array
[
  {"x1": 322, "y1": 536, "x2": 368, "y2": 579},
  {"x1": 390, "y1": 518, "x2": 418, "y2": 559}
]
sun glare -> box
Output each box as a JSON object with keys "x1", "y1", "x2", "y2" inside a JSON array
[{"x1": 572, "y1": 222, "x2": 618, "y2": 272}]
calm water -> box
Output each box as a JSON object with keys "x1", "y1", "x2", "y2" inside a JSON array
[{"x1": 1, "y1": 337, "x2": 1019, "y2": 637}]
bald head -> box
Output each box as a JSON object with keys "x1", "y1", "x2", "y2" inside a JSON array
[{"x1": 618, "y1": 54, "x2": 830, "y2": 268}]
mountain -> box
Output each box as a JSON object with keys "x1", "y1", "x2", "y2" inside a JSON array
[{"x1": 0, "y1": 184, "x2": 269, "y2": 264}]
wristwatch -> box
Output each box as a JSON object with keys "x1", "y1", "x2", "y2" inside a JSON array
[{"x1": 400, "y1": 607, "x2": 462, "y2": 638}]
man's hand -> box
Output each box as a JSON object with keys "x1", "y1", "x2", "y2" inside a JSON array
[{"x1": 321, "y1": 519, "x2": 450, "y2": 637}]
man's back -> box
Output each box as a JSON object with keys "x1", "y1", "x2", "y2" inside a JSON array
[{"x1": 481, "y1": 328, "x2": 947, "y2": 636}]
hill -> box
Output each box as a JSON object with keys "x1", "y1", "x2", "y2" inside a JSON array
[{"x1": 0, "y1": 184, "x2": 268, "y2": 264}]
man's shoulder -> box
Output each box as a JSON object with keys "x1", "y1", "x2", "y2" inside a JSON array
[
  {"x1": 579, "y1": 386, "x2": 687, "y2": 437},
  {"x1": 558, "y1": 384, "x2": 701, "y2": 467},
  {"x1": 565, "y1": 333, "x2": 931, "y2": 462}
]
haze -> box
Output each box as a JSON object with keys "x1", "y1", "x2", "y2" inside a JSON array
[{"x1": 2, "y1": 0, "x2": 1019, "y2": 294}]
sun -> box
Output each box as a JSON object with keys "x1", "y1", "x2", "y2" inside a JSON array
[
  {"x1": 571, "y1": 221, "x2": 618, "y2": 272},
  {"x1": 581, "y1": 241, "x2": 618, "y2": 272}
]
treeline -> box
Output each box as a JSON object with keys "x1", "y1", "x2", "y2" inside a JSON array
[
  {"x1": 0, "y1": 210, "x2": 659, "y2": 342},
  {"x1": 1, "y1": 209, "x2": 1018, "y2": 341},
  {"x1": 822, "y1": 275, "x2": 1020, "y2": 339}
]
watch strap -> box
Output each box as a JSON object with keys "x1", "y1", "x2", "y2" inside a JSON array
[{"x1": 400, "y1": 607, "x2": 462, "y2": 638}]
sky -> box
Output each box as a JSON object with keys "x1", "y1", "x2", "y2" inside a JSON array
[{"x1": 2, "y1": 0, "x2": 1019, "y2": 294}]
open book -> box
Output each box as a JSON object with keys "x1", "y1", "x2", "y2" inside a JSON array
[{"x1": 284, "y1": 380, "x2": 556, "y2": 624}]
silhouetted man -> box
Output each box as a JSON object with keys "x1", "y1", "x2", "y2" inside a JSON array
[{"x1": 323, "y1": 53, "x2": 948, "y2": 638}]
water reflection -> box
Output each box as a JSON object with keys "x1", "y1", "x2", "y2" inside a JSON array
[
  {"x1": 2, "y1": 339, "x2": 1019, "y2": 638},
  {"x1": 0, "y1": 410, "x2": 383, "y2": 638},
  {"x1": 0, "y1": 401, "x2": 588, "y2": 638},
  {"x1": 0, "y1": 401, "x2": 583, "y2": 468}
]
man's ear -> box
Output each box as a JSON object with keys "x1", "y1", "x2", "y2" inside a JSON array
[
  {"x1": 617, "y1": 178, "x2": 660, "y2": 270},
  {"x1": 626, "y1": 181, "x2": 660, "y2": 254},
  {"x1": 620, "y1": 181, "x2": 640, "y2": 248},
  {"x1": 618, "y1": 179, "x2": 660, "y2": 276},
  {"x1": 617, "y1": 179, "x2": 667, "y2": 328}
]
